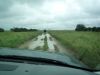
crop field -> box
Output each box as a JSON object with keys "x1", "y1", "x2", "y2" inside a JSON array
[
  {"x1": 0, "y1": 31, "x2": 100, "y2": 68},
  {"x1": 50, "y1": 31, "x2": 100, "y2": 68},
  {"x1": 0, "y1": 32, "x2": 39, "y2": 48}
]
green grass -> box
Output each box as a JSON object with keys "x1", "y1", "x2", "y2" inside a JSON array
[
  {"x1": 0, "y1": 32, "x2": 39, "y2": 48},
  {"x1": 43, "y1": 36, "x2": 48, "y2": 50},
  {"x1": 50, "y1": 30, "x2": 100, "y2": 68}
]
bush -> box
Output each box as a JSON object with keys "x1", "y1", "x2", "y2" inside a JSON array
[
  {"x1": 11, "y1": 28, "x2": 38, "y2": 32},
  {"x1": 75, "y1": 24, "x2": 100, "y2": 32},
  {"x1": 75, "y1": 24, "x2": 86, "y2": 31},
  {"x1": 0, "y1": 28, "x2": 4, "y2": 32}
]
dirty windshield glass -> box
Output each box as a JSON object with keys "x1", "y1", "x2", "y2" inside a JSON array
[{"x1": 0, "y1": 0, "x2": 100, "y2": 71}]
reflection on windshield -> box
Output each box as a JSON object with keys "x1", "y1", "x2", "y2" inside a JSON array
[{"x1": 0, "y1": 0, "x2": 100, "y2": 71}]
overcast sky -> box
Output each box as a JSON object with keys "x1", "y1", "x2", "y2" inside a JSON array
[{"x1": 0, "y1": 0, "x2": 100, "y2": 30}]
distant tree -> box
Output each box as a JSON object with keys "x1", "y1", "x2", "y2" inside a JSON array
[
  {"x1": 0, "y1": 28, "x2": 4, "y2": 32},
  {"x1": 29, "y1": 29, "x2": 38, "y2": 31},
  {"x1": 85, "y1": 27, "x2": 92, "y2": 31},
  {"x1": 75, "y1": 24, "x2": 86, "y2": 31},
  {"x1": 92, "y1": 27, "x2": 96, "y2": 31},
  {"x1": 44, "y1": 30, "x2": 47, "y2": 33},
  {"x1": 75, "y1": 24, "x2": 100, "y2": 32},
  {"x1": 11, "y1": 28, "x2": 38, "y2": 32},
  {"x1": 96, "y1": 27, "x2": 100, "y2": 32},
  {"x1": 91, "y1": 27, "x2": 100, "y2": 32}
]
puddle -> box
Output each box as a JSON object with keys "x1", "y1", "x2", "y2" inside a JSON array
[
  {"x1": 19, "y1": 34, "x2": 45, "y2": 50},
  {"x1": 46, "y1": 33, "x2": 55, "y2": 52},
  {"x1": 46, "y1": 33, "x2": 73, "y2": 56},
  {"x1": 19, "y1": 33, "x2": 73, "y2": 56},
  {"x1": 28, "y1": 34, "x2": 45, "y2": 49}
]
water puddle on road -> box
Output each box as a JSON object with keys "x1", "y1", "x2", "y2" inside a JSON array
[
  {"x1": 46, "y1": 33, "x2": 55, "y2": 52},
  {"x1": 28, "y1": 34, "x2": 45, "y2": 49},
  {"x1": 19, "y1": 34, "x2": 45, "y2": 50},
  {"x1": 46, "y1": 33, "x2": 72, "y2": 56},
  {"x1": 19, "y1": 33, "x2": 72, "y2": 56}
]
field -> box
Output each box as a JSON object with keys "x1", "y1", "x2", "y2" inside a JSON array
[
  {"x1": 0, "y1": 31, "x2": 100, "y2": 68},
  {"x1": 0, "y1": 32, "x2": 39, "y2": 48},
  {"x1": 50, "y1": 31, "x2": 100, "y2": 68}
]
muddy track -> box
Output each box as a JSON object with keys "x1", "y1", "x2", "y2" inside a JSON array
[{"x1": 19, "y1": 33, "x2": 72, "y2": 56}]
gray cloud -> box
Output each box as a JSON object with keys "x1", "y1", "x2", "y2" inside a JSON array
[
  {"x1": 16, "y1": 0, "x2": 43, "y2": 5},
  {"x1": 0, "y1": 0, "x2": 13, "y2": 12},
  {"x1": 77, "y1": 0, "x2": 100, "y2": 16},
  {"x1": 0, "y1": 0, "x2": 100, "y2": 30}
]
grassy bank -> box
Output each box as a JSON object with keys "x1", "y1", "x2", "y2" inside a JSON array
[
  {"x1": 50, "y1": 31, "x2": 100, "y2": 68},
  {"x1": 43, "y1": 36, "x2": 48, "y2": 50},
  {"x1": 0, "y1": 32, "x2": 39, "y2": 48}
]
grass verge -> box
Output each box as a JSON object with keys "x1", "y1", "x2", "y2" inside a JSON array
[
  {"x1": 0, "y1": 31, "x2": 40, "y2": 48},
  {"x1": 49, "y1": 30, "x2": 100, "y2": 68},
  {"x1": 43, "y1": 36, "x2": 48, "y2": 50}
]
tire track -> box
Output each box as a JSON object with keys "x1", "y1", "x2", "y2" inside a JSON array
[
  {"x1": 19, "y1": 33, "x2": 72, "y2": 56},
  {"x1": 19, "y1": 34, "x2": 45, "y2": 50}
]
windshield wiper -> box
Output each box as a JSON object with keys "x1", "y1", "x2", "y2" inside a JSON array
[{"x1": 0, "y1": 55, "x2": 99, "y2": 72}]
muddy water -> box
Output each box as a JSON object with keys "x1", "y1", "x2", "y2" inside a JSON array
[
  {"x1": 28, "y1": 34, "x2": 45, "y2": 49},
  {"x1": 19, "y1": 33, "x2": 72, "y2": 56},
  {"x1": 46, "y1": 33, "x2": 72, "y2": 56},
  {"x1": 46, "y1": 33, "x2": 55, "y2": 52},
  {"x1": 19, "y1": 34, "x2": 45, "y2": 50}
]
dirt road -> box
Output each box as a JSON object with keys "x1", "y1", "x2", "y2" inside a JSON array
[{"x1": 19, "y1": 33, "x2": 72, "y2": 55}]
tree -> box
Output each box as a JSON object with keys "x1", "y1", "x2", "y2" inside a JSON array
[
  {"x1": 75, "y1": 24, "x2": 86, "y2": 31},
  {"x1": 96, "y1": 27, "x2": 100, "y2": 32},
  {"x1": 0, "y1": 28, "x2": 4, "y2": 32},
  {"x1": 92, "y1": 27, "x2": 100, "y2": 32},
  {"x1": 11, "y1": 28, "x2": 38, "y2": 32},
  {"x1": 86, "y1": 27, "x2": 92, "y2": 31},
  {"x1": 44, "y1": 30, "x2": 47, "y2": 33},
  {"x1": 92, "y1": 27, "x2": 96, "y2": 31}
]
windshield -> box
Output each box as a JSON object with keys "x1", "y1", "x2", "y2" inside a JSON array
[{"x1": 0, "y1": 0, "x2": 100, "y2": 71}]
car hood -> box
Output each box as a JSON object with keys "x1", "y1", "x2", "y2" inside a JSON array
[
  {"x1": 0, "y1": 48, "x2": 97, "y2": 75},
  {"x1": 0, "y1": 48, "x2": 87, "y2": 68},
  {"x1": 0, "y1": 61, "x2": 97, "y2": 75},
  {"x1": 0, "y1": 48, "x2": 86, "y2": 68}
]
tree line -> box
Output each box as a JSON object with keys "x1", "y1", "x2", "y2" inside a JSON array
[
  {"x1": 10, "y1": 28, "x2": 38, "y2": 32},
  {"x1": 0, "y1": 24, "x2": 100, "y2": 32},
  {"x1": 75, "y1": 24, "x2": 100, "y2": 32},
  {"x1": 0, "y1": 28, "x2": 38, "y2": 32},
  {"x1": 0, "y1": 28, "x2": 4, "y2": 32}
]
